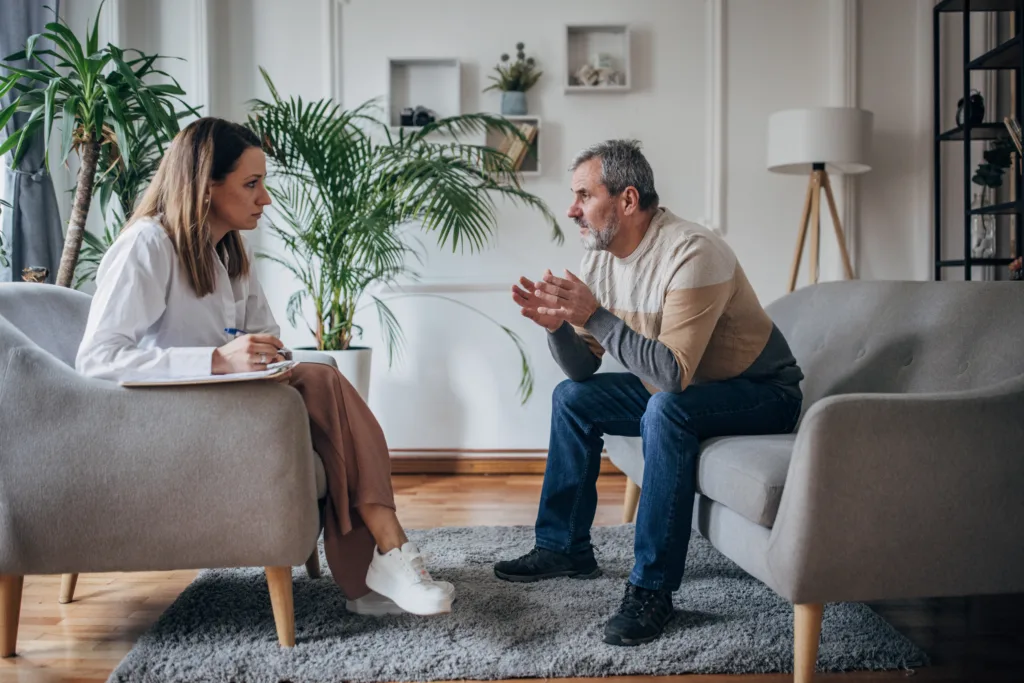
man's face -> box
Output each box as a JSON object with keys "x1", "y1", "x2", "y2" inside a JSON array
[{"x1": 568, "y1": 158, "x2": 619, "y2": 251}]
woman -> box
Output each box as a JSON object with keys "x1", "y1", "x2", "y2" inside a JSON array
[{"x1": 76, "y1": 117, "x2": 453, "y2": 617}]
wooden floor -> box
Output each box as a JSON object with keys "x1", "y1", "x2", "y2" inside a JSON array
[{"x1": 1, "y1": 474, "x2": 1022, "y2": 683}]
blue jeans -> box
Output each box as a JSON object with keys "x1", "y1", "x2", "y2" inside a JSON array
[{"x1": 535, "y1": 372, "x2": 802, "y2": 592}]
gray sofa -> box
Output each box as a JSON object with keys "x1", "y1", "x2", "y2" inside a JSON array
[
  {"x1": 606, "y1": 280, "x2": 1024, "y2": 682},
  {"x1": 0, "y1": 283, "x2": 332, "y2": 656}
]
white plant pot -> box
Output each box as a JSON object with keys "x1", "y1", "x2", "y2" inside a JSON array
[{"x1": 320, "y1": 347, "x2": 373, "y2": 402}]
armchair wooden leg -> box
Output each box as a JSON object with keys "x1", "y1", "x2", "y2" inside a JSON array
[
  {"x1": 304, "y1": 549, "x2": 322, "y2": 579},
  {"x1": 59, "y1": 573, "x2": 79, "y2": 604},
  {"x1": 1, "y1": 574, "x2": 24, "y2": 658},
  {"x1": 794, "y1": 602, "x2": 823, "y2": 683},
  {"x1": 623, "y1": 476, "x2": 641, "y2": 523},
  {"x1": 265, "y1": 567, "x2": 295, "y2": 647}
]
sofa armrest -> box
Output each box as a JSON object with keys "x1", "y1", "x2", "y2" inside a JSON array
[
  {"x1": 766, "y1": 375, "x2": 1024, "y2": 604},
  {"x1": 0, "y1": 347, "x2": 321, "y2": 576}
]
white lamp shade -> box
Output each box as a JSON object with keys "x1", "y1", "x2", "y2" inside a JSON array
[{"x1": 767, "y1": 107, "x2": 873, "y2": 175}]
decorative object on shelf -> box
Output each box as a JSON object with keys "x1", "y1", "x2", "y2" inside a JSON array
[
  {"x1": 247, "y1": 68, "x2": 563, "y2": 403},
  {"x1": 412, "y1": 106, "x2": 436, "y2": 127},
  {"x1": 400, "y1": 108, "x2": 415, "y2": 127},
  {"x1": 484, "y1": 42, "x2": 542, "y2": 116},
  {"x1": 21, "y1": 267, "x2": 48, "y2": 283},
  {"x1": 1010, "y1": 256, "x2": 1023, "y2": 280},
  {"x1": 971, "y1": 193, "x2": 997, "y2": 259},
  {"x1": 955, "y1": 89, "x2": 985, "y2": 127},
  {"x1": 571, "y1": 61, "x2": 624, "y2": 88},
  {"x1": 970, "y1": 137, "x2": 1015, "y2": 259},
  {"x1": 565, "y1": 25, "x2": 630, "y2": 92},
  {"x1": 767, "y1": 106, "x2": 874, "y2": 292}
]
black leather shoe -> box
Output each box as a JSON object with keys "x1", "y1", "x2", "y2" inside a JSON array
[
  {"x1": 603, "y1": 582, "x2": 674, "y2": 646},
  {"x1": 493, "y1": 546, "x2": 601, "y2": 582}
]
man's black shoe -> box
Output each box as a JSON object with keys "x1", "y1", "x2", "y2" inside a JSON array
[
  {"x1": 603, "y1": 582, "x2": 674, "y2": 646},
  {"x1": 493, "y1": 546, "x2": 601, "y2": 582}
]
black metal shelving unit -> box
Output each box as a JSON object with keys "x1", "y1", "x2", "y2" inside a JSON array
[{"x1": 934, "y1": 0, "x2": 1024, "y2": 280}]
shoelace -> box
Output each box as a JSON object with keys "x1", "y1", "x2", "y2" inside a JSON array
[
  {"x1": 619, "y1": 585, "x2": 658, "y2": 619},
  {"x1": 404, "y1": 549, "x2": 434, "y2": 584}
]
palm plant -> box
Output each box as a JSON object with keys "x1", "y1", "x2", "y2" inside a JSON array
[
  {"x1": 74, "y1": 116, "x2": 177, "y2": 289},
  {"x1": 0, "y1": 0, "x2": 197, "y2": 288},
  {"x1": 247, "y1": 68, "x2": 563, "y2": 403}
]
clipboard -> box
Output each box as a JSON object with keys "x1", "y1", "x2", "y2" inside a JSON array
[{"x1": 119, "y1": 360, "x2": 298, "y2": 387}]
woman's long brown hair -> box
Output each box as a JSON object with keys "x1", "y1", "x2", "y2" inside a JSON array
[{"x1": 128, "y1": 117, "x2": 262, "y2": 297}]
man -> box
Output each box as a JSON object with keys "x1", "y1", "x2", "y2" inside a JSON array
[{"x1": 494, "y1": 140, "x2": 804, "y2": 646}]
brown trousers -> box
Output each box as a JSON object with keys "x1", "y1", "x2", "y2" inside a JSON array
[{"x1": 288, "y1": 362, "x2": 395, "y2": 600}]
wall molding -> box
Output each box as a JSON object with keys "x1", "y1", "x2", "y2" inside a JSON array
[
  {"x1": 191, "y1": 0, "x2": 211, "y2": 117},
  {"x1": 704, "y1": 0, "x2": 725, "y2": 235},
  {"x1": 829, "y1": 0, "x2": 859, "y2": 278}
]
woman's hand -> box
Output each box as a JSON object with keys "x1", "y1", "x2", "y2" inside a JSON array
[{"x1": 212, "y1": 334, "x2": 285, "y2": 374}]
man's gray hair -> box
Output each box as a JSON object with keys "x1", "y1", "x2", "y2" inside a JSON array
[{"x1": 569, "y1": 139, "x2": 659, "y2": 210}]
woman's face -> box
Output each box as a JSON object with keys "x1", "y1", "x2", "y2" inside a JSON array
[{"x1": 208, "y1": 146, "x2": 272, "y2": 232}]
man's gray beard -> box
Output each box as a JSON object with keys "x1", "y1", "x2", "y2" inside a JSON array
[{"x1": 579, "y1": 218, "x2": 619, "y2": 251}]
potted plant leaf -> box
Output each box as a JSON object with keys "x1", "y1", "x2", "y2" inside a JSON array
[
  {"x1": 484, "y1": 42, "x2": 542, "y2": 116},
  {"x1": 0, "y1": 0, "x2": 197, "y2": 288},
  {"x1": 247, "y1": 68, "x2": 563, "y2": 403}
]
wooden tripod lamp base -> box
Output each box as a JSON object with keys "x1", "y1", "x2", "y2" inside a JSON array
[
  {"x1": 766, "y1": 106, "x2": 873, "y2": 294},
  {"x1": 787, "y1": 162, "x2": 856, "y2": 293}
]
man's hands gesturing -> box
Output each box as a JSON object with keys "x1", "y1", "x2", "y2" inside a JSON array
[
  {"x1": 512, "y1": 269, "x2": 600, "y2": 331},
  {"x1": 512, "y1": 275, "x2": 563, "y2": 332}
]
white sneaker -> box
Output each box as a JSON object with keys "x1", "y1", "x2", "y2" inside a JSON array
[
  {"x1": 364, "y1": 542, "x2": 453, "y2": 615},
  {"x1": 346, "y1": 581, "x2": 455, "y2": 616}
]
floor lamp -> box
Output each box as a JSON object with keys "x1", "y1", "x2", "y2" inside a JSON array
[{"x1": 767, "y1": 107, "x2": 873, "y2": 292}]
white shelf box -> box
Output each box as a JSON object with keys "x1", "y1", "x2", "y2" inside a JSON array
[
  {"x1": 485, "y1": 116, "x2": 541, "y2": 177},
  {"x1": 565, "y1": 24, "x2": 631, "y2": 93},
  {"x1": 387, "y1": 58, "x2": 461, "y2": 129}
]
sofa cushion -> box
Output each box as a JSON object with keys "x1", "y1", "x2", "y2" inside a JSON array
[{"x1": 696, "y1": 434, "x2": 795, "y2": 528}]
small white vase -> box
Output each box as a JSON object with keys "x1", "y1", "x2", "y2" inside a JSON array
[{"x1": 319, "y1": 347, "x2": 373, "y2": 402}]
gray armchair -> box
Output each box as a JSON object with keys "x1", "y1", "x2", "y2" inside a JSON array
[
  {"x1": 606, "y1": 280, "x2": 1024, "y2": 682},
  {"x1": 0, "y1": 283, "x2": 332, "y2": 656}
]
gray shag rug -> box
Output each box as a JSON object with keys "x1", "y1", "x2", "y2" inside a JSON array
[{"x1": 108, "y1": 525, "x2": 927, "y2": 682}]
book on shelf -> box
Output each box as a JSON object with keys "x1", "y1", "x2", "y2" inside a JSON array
[{"x1": 1004, "y1": 116, "x2": 1023, "y2": 156}]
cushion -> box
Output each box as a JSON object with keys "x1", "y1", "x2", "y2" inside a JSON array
[{"x1": 696, "y1": 434, "x2": 795, "y2": 528}]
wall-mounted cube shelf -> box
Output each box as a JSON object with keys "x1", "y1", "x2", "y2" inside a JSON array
[
  {"x1": 387, "y1": 58, "x2": 461, "y2": 130},
  {"x1": 485, "y1": 116, "x2": 541, "y2": 177},
  {"x1": 565, "y1": 24, "x2": 631, "y2": 93}
]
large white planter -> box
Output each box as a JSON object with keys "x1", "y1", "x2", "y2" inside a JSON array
[{"x1": 319, "y1": 347, "x2": 373, "y2": 402}]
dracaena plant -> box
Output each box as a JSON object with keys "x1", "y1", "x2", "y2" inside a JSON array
[
  {"x1": 246, "y1": 68, "x2": 564, "y2": 403},
  {"x1": 0, "y1": 0, "x2": 197, "y2": 288}
]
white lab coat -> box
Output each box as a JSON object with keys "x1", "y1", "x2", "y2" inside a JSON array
[{"x1": 76, "y1": 217, "x2": 279, "y2": 381}]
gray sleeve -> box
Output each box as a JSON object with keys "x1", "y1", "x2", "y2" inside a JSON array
[
  {"x1": 583, "y1": 307, "x2": 683, "y2": 393},
  {"x1": 547, "y1": 321, "x2": 601, "y2": 382}
]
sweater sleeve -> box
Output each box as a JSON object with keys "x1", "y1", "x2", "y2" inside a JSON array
[{"x1": 547, "y1": 321, "x2": 602, "y2": 381}]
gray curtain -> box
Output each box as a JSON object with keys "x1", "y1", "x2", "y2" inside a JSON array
[{"x1": 1, "y1": 0, "x2": 63, "y2": 284}]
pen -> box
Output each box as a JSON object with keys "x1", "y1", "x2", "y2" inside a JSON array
[{"x1": 224, "y1": 328, "x2": 245, "y2": 337}]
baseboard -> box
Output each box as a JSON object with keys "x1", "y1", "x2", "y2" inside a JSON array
[{"x1": 389, "y1": 450, "x2": 624, "y2": 476}]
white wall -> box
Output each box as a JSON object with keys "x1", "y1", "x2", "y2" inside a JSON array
[{"x1": 52, "y1": 0, "x2": 938, "y2": 454}]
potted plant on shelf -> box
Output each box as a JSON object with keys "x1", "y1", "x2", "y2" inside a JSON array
[
  {"x1": 247, "y1": 68, "x2": 563, "y2": 403},
  {"x1": 484, "y1": 42, "x2": 542, "y2": 116}
]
